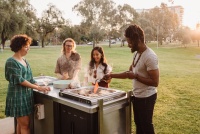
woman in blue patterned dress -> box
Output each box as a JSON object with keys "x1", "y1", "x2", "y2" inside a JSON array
[{"x1": 5, "y1": 34, "x2": 50, "y2": 134}]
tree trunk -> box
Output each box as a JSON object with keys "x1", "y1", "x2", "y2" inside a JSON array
[
  {"x1": 1, "y1": 37, "x2": 7, "y2": 49},
  {"x1": 121, "y1": 39, "x2": 125, "y2": 47},
  {"x1": 1, "y1": 31, "x2": 8, "y2": 49},
  {"x1": 109, "y1": 38, "x2": 111, "y2": 48},
  {"x1": 42, "y1": 38, "x2": 45, "y2": 48}
]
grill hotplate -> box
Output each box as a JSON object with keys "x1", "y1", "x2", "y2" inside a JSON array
[{"x1": 59, "y1": 86, "x2": 126, "y2": 105}]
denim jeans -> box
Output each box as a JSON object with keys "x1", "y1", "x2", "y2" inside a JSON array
[{"x1": 132, "y1": 93, "x2": 157, "y2": 134}]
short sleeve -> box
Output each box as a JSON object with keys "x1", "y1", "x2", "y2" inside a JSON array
[
  {"x1": 106, "y1": 64, "x2": 112, "y2": 74},
  {"x1": 74, "y1": 53, "x2": 82, "y2": 70},
  {"x1": 30, "y1": 78, "x2": 36, "y2": 84},
  {"x1": 5, "y1": 59, "x2": 25, "y2": 84},
  {"x1": 55, "y1": 57, "x2": 61, "y2": 74},
  {"x1": 146, "y1": 54, "x2": 159, "y2": 71}
]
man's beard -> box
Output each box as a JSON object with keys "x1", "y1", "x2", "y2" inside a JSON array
[{"x1": 131, "y1": 43, "x2": 138, "y2": 53}]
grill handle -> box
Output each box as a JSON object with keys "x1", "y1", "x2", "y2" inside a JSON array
[
  {"x1": 126, "y1": 90, "x2": 132, "y2": 134},
  {"x1": 98, "y1": 99, "x2": 103, "y2": 134}
]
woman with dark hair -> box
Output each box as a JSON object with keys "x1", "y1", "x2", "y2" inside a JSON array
[
  {"x1": 103, "y1": 24, "x2": 159, "y2": 134},
  {"x1": 84, "y1": 46, "x2": 112, "y2": 88},
  {"x1": 5, "y1": 34, "x2": 50, "y2": 134},
  {"x1": 55, "y1": 38, "x2": 81, "y2": 80}
]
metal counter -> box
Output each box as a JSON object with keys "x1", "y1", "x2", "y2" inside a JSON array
[{"x1": 33, "y1": 86, "x2": 132, "y2": 134}]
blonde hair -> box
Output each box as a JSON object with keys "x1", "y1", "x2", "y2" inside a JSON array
[{"x1": 61, "y1": 38, "x2": 76, "y2": 54}]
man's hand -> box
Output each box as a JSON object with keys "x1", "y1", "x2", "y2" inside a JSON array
[{"x1": 102, "y1": 73, "x2": 112, "y2": 81}]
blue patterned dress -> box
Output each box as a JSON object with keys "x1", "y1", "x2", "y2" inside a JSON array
[{"x1": 5, "y1": 57, "x2": 36, "y2": 117}]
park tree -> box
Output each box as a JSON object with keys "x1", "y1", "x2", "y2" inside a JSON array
[
  {"x1": 173, "y1": 26, "x2": 191, "y2": 47},
  {"x1": 99, "y1": 1, "x2": 117, "y2": 47},
  {"x1": 191, "y1": 29, "x2": 200, "y2": 47},
  {"x1": 59, "y1": 25, "x2": 83, "y2": 45},
  {"x1": 115, "y1": 4, "x2": 139, "y2": 47},
  {"x1": 89, "y1": 24, "x2": 106, "y2": 45},
  {"x1": 73, "y1": 0, "x2": 117, "y2": 47},
  {"x1": 0, "y1": 0, "x2": 35, "y2": 49},
  {"x1": 138, "y1": 17, "x2": 154, "y2": 42},
  {"x1": 35, "y1": 4, "x2": 65, "y2": 47},
  {"x1": 23, "y1": 4, "x2": 38, "y2": 39},
  {"x1": 142, "y1": 3, "x2": 179, "y2": 45},
  {"x1": 116, "y1": 4, "x2": 138, "y2": 26}
]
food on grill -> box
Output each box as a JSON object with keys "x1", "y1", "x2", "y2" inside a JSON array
[
  {"x1": 59, "y1": 86, "x2": 127, "y2": 105},
  {"x1": 78, "y1": 89, "x2": 91, "y2": 95},
  {"x1": 88, "y1": 93, "x2": 99, "y2": 97},
  {"x1": 71, "y1": 88, "x2": 116, "y2": 97},
  {"x1": 99, "y1": 89, "x2": 114, "y2": 95}
]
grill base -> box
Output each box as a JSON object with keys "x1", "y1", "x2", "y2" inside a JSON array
[
  {"x1": 55, "y1": 103, "x2": 98, "y2": 134},
  {"x1": 54, "y1": 102, "x2": 128, "y2": 134}
]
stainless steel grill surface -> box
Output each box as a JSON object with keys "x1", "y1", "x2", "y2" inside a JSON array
[{"x1": 59, "y1": 86, "x2": 126, "y2": 105}]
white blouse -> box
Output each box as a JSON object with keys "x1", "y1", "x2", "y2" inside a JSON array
[{"x1": 85, "y1": 63, "x2": 112, "y2": 84}]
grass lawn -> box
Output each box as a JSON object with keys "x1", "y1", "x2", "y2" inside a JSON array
[{"x1": 0, "y1": 43, "x2": 200, "y2": 133}]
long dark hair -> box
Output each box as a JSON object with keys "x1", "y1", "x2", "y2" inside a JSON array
[{"x1": 89, "y1": 46, "x2": 108, "y2": 74}]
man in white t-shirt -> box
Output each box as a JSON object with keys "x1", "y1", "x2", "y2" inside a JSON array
[{"x1": 103, "y1": 24, "x2": 159, "y2": 134}]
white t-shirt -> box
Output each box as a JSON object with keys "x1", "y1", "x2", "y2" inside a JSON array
[
  {"x1": 85, "y1": 63, "x2": 112, "y2": 84},
  {"x1": 132, "y1": 47, "x2": 159, "y2": 98}
]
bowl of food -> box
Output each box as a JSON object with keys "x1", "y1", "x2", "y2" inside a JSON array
[{"x1": 53, "y1": 80, "x2": 72, "y2": 89}]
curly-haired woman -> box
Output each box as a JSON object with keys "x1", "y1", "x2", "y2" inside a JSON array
[{"x1": 5, "y1": 34, "x2": 50, "y2": 134}]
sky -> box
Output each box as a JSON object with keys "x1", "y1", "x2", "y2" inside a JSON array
[{"x1": 30, "y1": 0, "x2": 200, "y2": 29}]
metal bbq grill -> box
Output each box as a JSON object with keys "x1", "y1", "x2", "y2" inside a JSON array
[
  {"x1": 55, "y1": 86, "x2": 132, "y2": 134},
  {"x1": 59, "y1": 86, "x2": 127, "y2": 105},
  {"x1": 33, "y1": 77, "x2": 132, "y2": 134}
]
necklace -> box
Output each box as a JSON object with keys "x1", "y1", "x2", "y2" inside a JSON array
[{"x1": 133, "y1": 52, "x2": 142, "y2": 67}]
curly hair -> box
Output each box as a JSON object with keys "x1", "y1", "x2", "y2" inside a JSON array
[
  {"x1": 124, "y1": 24, "x2": 145, "y2": 51},
  {"x1": 89, "y1": 46, "x2": 108, "y2": 74},
  {"x1": 10, "y1": 34, "x2": 32, "y2": 52}
]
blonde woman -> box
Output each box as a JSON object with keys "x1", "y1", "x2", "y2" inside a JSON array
[{"x1": 55, "y1": 38, "x2": 81, "y2": 80}]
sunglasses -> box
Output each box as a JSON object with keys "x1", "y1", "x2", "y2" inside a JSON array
[{"x1": 93, "y1": 70, "x2": 97, "y2": 78}]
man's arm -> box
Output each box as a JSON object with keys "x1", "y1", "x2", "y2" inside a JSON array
[
  {"x1": 133, "y1": 69, "x2": 159, "y2": 87},
  {"x1": 106, "y1": 69, "x2": 159, "y2": 87}
]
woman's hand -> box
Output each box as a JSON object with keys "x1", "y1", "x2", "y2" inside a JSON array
[
  {"x1": 37, "y1": 86, "x2": 51, "y2": 94},
  {"x1": 62, "y1": 72, "x2": 69, "y2": 80}
]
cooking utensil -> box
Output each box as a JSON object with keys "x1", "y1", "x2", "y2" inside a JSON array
[{"x1": 93, "y1": 80, "x2": 99, "y2": 94}]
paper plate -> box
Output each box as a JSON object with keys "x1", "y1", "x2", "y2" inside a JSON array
[{"x1": 53, "y1": 80, "x2": 72, "y2": 89}]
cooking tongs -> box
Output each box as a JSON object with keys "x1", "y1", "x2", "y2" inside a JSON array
[
  {"x1": 93, "y1": 77, "x2": 108, "y2": 93},
  {"x1": 93, "y1": 79, "x2": 103, "y2": 93},
  {"x1": 93, "y1": 79, "x2": 99, "y2": 94}
]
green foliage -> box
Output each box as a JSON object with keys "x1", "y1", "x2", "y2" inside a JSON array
[
  {"x1": 0, "y1": 43, "x2": 200, "y2": 133},
  {"x1": 0, "y1": 0, "x2": 35, "y2": 48},
  {"x1": 35, "y1": 4, "x2": 65, "y2": 47}
]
